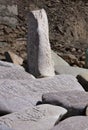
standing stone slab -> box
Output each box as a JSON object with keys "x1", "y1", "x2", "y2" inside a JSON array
[
  {"x1": 27, "y1": 9, "x2": 55, "y2": 77},
  {"x1": 0, "y1": 105, "x2": 67, "y2": 130}
]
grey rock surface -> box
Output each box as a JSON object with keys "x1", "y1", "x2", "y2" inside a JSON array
[
  {"x1": 0, "y1": 104, "x2": 67, "y2": 130},
  {"x1": 51, "y1": 50, "x2": 69, "y2": 69},
  {"x1": 27, "y1": 9, "x2": 55, "y2": 77},
  {"x1": 51, "y1": 116, "x2": 88, "y2": 130},
  {"x1": 55, "y1": 65, "x2": 88, "y2": 77},
  {"x1": 0, "y1": 60, "x2": 24, "y2": 70},
  {"x1": 36, "y1": 74, "x2": 84, "y2": 92},
  {"x1": 42, "y1": 91, "x2": 88, "y2": 116},
  {"x1": 0, "y1": 74, "x2": 84, "y2": 113},
  {"x1": 0, "y1": 124, "x2": 14, "y2": 130},
  {"x1": 0, "y1": 66, "x2": 35, "y2": 80}
]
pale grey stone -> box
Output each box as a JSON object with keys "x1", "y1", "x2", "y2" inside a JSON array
[
  {"x1": 0, "y1": 75, "x2": 84, "y2": 113},
  {"x1": 0, "y1": 104, "x2": 67, "y2": 130},
  {"x1": 0, "y1": 61, "x2": 24, "y2": 70},
  {"x1": 42, "y1": 91, "x2": 88, "y2": 116},
  {"x1": 0, "y1": 66, "x2": 35, "y2": 80},
  {"x1": 36, "y1": 74, "x2": 84, "y2": 92},
  {"x1": 0, "y1": 124, "x2": 14, "y2": 130},
  {"x1": 51, "y1": 50, "x2": 69, "y2": 69},
  {"x1": 55, "y1": 65, "x2": 88, "y2": 77},
  {"x1": 0, "y1": 79, "x2": 37, "y2": 113},
  {"x1": 27, "y1": 9, "x2": 55, "y2": 77},
  {"x1": 51, "y1": 116, "x2": 88, "y2": 130}
]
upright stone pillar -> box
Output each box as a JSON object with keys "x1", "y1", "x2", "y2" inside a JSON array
[{"x1": 27, "y1": 9, "x2": 55, "y2": 77}]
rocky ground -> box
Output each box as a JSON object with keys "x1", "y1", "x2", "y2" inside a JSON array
[
  {"x1": 0, "y1": 0, "x2": 88, "y2": 69},
  {"x1": 0, "y1": 1, "x2": 88, "y2": 130},
  {"x1": 0, "y1": 54, "x2": 87, "y2": 130}
]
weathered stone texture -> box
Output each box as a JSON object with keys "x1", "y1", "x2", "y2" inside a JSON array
[
  {"x1": 27, "y1": 9, "x2": 55, "y2": 77},
  {"x1": 0, "y1": 105, "x2": 67, "y2": 130}
]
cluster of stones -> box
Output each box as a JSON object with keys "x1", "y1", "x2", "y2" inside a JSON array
[{"x1": 0, "y1": 9, "x2": 88, "y2": 130}]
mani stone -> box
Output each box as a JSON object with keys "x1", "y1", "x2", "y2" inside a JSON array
[
  {"x1": 0, "y1": 75, "x2": 83, "y2": 114},
  {"x1": 0, "y1": 104, "x2": 67, "y2": 130},
  {"x1": 42, "y1": 91, "x2": 88, "y2": 116},
  {"x1": 0, "y1": 124, "x2": 14, "y2": 130},
  {"x1": 51, "y1": 116, "x2": 88, "y2": 130},
  {"x1": 27, "y1": 9, "x2": 55, "y2": 77}
]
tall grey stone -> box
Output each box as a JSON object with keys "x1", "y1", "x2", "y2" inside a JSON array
[{"x1": 27, "y1": 9, "x2": 55, "y2": 77}]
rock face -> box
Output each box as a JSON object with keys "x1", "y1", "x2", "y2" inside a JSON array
[
  {"x1": 27, "y1": 9, "x2": 55, "y2": 77},
  {"x1": 42, "y1": 91, "x2": 88, "y2": 116},
  {"x1": 51, "y1": 116, "x2": 88, "y2": 130},
  {"x1": 0, "y1": 74, "x2": 84, "y2": 114},
  {"x1": 0, "y1": 104, "x2": 67, "y2": 130}
]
